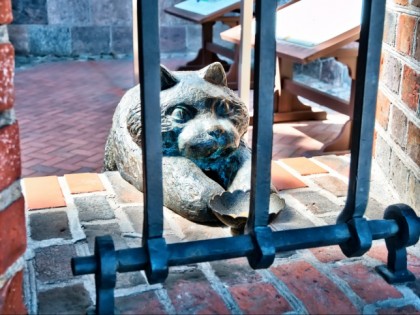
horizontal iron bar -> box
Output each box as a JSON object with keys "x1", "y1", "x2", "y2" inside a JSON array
[{"x1": 72, "y1": 219, "x2": 399, "y2": 276}]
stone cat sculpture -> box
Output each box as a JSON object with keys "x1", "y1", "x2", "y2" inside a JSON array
[{"x1": 104, "y1": 62, "x2": 278, "y2": 224}]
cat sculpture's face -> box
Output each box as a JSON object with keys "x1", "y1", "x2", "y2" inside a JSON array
[{"x1": 127, "y1": 63, "x2": 249, "y2": 172}]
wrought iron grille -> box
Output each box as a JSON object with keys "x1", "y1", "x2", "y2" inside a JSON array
[{"x1": 71, "y1": 1, "x2": 420, "y2": 314}]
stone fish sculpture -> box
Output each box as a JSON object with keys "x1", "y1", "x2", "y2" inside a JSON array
[{"x1": 104, "y1": 62, "x2": 282, "y2": 225}]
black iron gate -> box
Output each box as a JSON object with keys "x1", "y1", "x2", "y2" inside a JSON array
[{"x1": 71, "y1": 1, "x2": 420, "y2": 314}]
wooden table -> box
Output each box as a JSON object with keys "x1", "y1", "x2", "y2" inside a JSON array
[
  {"x1": 164, "y1": 1, "x2": 242, "y2": 72},
  {"x1": 220, "y1": 3, "x2": 360, "y2": 152}
]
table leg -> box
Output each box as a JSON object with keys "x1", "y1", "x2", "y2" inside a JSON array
[
  {"x1": 320, "y1": 78, "x2": 356, "y2": 153},
  {"x1": 177, "y1": 22, "x2": 230, "y2": 71},
  {"x1": 274, "y1": 58, "x2": 327, "y2": 123}
]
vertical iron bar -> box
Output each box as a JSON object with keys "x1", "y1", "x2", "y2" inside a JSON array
[
  {"x1": 246, "y1": 0, "x2": 277, "y2": 229},
  {"x1": 137, "y1": 0, "x2": 164, "y2": 240},
  {"x1": 337, "y1": 0, "x2": 386, "y2": 223}
]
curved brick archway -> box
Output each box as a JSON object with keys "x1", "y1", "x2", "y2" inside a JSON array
[{"x1": 0, "y1": 1, "x2": 26, "y2": 313}]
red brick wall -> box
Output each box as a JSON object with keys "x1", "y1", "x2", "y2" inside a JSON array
[
  {"x1": 0, "y1": 0, "x2": 26, "y2": 313},
  {"x1": 375, "y1": 0, "x2": 419, "y2": 213}
]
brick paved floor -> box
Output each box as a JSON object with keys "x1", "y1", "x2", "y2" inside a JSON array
[
  {"x1": 14, "y1": 58, "x2": 347, "y2": 178},
  {"x1": 21, "y1": 156, "x2": 420, "y2": 314}
]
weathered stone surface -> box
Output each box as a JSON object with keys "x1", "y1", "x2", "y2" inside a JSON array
[
  {"x1": 407, "y1": 173, "x2": 420, "y2": 214},
  {"x1": 71, "y1": 26, "x2": 110, "y2": 55},
  {"x1": 28, "y1": 25, "x2": 71, "y2": 56},
  {"x1": 91, "y1": 0, "x2": 132, "y2": 26},
  {"x1": 12, "y1": 0, "x2": 48, "y2": 24},
  {"x1": 116, "y1": 271, "x2": 146, "y2": 289},
  {"x1": 111, "y1": 26, "x2": 132, "y2": 54},
  {"x1": 37, "y1": 284, "x2": 92, "y2": 315},
  {"x1": 82, "y1": 222, "x2": 126, "y2": 253},
  {"x1": 47, "y1": 0, "x2": 91, "y2": 25},
  {"x1": 375, "y1": 135, "x2": 392, "y2": 178},
  {"x1": 380, "y1": 53, "x2": 402, "y2": 94},
  {"x1": 186, "y1": 24, "x2": 202, "y2": 53},
  {"x1": 312, "y1": 175, "x2": 348, "y2": 197},
  {"x1": 34, "y1": 245, "x2": 76, "y2": 283},
  {"x1": 320, "y1": 57, "x2": 349, "y2": 86},
  {"x1": 294, "y1": 59, "x2": 322, "y2": 79},
  {"x1": 0, "y1": 25, "x2": 9, "y2": 43},
  {"x1": 74, "y1": 195, "x2": 115, "y2": 222},
  {"x1": 288, "y1": 190, "x2": 342, "y2": 214},
  {"x1": 165, "y1": 268, "x2": 230, "y2": 314},
  {"x1": 390, "y1": 151, "x2": 409, "y2": 199},
  {"x1": 406, "y1": 121, "x2": 420, "y2": 166},
  {"x1": 365, "y1": 198, "x2": 387, "y2": 220},
  {"x1": 383, "y1": 10, "x2": 397, "y2": 47},
  {"x1": 6, "y1": 25, "x2": 29, "y2": 54},
  {"x1": 106, "y1": 171, "x2": 143, "y2": 204},
  {"x1": 390, "y1": 105, "x2": 408, "y2": 149},
  {"x1": 115, "y1": 291, "x2": 166, "y2": 315},
  {"x1": 29, "y1": 210, "x2": 71, "y2": 240},
  {"x1": 160, "y1": 26, "x2": 186, "y2": 53},
  {"x1": 270, "y1": 204, "x2": 315, "y2": 230},
  {"x1": 122, "y1": 205, "x2": 143, "y2": 234},
  {"x1": 211, "y1": 257, "x2": 262, "y2": 286}
]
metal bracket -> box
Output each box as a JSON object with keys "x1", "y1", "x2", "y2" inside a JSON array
[
  {"x1": 376, "y1": 204, "x2": 420, "y2": 283},
  {"x1": 340, "y1": 217, "x2": 372, "y2": 257},
  {"x1": 144, "y1": 237, "x2": 169, "y2": 284},
  {"x1": 94, "y1": 236, "x2": 117, "y2": 314},
  {"x1": 247, "y1": 226, "x2": 275, "y2": 269}
]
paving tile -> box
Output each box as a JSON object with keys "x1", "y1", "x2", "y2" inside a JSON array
[
  {"x1": 22, "y1": 176, "x2": 66, "y2": 210},
  {"x1": 211, "y1": 257, "x2": 263, "y2": 286},
  {"x1": 165, "y1": 268, "x2": 230, "y2": 314},
  {"x1": 74, "y1": 195, "x2": 115, "y2": 222},
  {"x1": 230, "y1": 282, "x2": 292, "y2": 314},
  {"x1": 37, "y1": 284, "x2": 92, "y2": 315},
  {"x1": 105, "y1": 171, "x2": 143, "y2": 204},
  {"x1": 280, "y1": 157, "x2": 328, "y2": 176},
  {"x1": 115, "y1": 291, "x2": 167, "y2": 315},
  {"x1": 314, "y1": 155, "x2": 350, "y2": 177},
  {"x1": 288, "y1": 189, "x2": 342, "y2": 214},
  {"x1": 271, "y1": 161, "x2": 307, "y2": 191},
  {"x1": 377, "y1": 305, "x2": 420, "y2": 314},
  {"x1": 271, "y1": 205, "x2": 315, "y2": 232},
  {"x1": 333, "y1": 263, "x2": 402, "y2": 303},
  {"x1": 34, "y1": 245, "x2": 77, "y2": 283},
  {"x1": 64, "y1": 173, "x2": 105, "y2": 194},
  {"x1": 116, "y1": 270, "x2": 147, "y2": 289},
  {"x1": 82, "y1": 222, "x2": 126, "y2": 254},
  {"x1": 29, "y1": 210, "x2": 71, "y2": 241},
  {"x1": 270, "y1": 261, "x2": 358, "y2": 314},
  {"x1": 312, "y1": 175, "x2": 348, "y2": 197}
]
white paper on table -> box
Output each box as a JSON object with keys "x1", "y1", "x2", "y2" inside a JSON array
[
  {"x1": 174, "y1": 0, "x2": 241, "y2": 16},
  {"x1": 273, "y1": 0, "x2": 363, "y2": 47},
  {"x1": 252, "y1": 0, "x2": 362, "y2": 47}
]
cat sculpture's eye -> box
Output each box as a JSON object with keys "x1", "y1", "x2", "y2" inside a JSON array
[{"x1": 170, "y1": 106, "x2": 194, "y2": 123}]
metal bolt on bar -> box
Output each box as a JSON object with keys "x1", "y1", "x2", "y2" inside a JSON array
[{"x1": 71, "y1": 1, "x2": 420, "y2": 314}]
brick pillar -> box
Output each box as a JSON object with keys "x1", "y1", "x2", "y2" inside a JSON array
[
  {"x1": 375, "y1": 0, "x2": 419, "y2": 213},
  {"x1": 0, "y1": 0, "x2": 27, "y2": 313}
]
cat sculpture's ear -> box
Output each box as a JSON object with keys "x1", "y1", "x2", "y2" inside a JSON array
[
  {"x1": 161, "y1": 65, "x2": 179, "y2": 90},
  {"x1": 199, "y1": 62, "x2": 227, "y2": 86}
]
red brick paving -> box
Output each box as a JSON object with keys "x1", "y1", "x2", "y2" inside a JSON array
[
  {"x1": 270, "y1": 261, "x2": 359, "y2": 314},
  {"x1": 14, "y1": 58, "x2": 347, "y2": 178}
]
